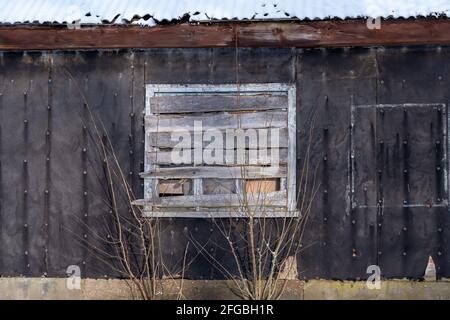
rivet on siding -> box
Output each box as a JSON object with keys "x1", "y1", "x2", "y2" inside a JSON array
[
  {"x1": 46, "y1": 157, "x2": 50, "y2": 162},
  {"x1": 322, "y1": 242, "x2": 327, "y2": 246},
  {"x1": 379, "y1": 140, "x2": 384, "y2": 145},
  {"x1": 24, "y1": 190, "x2": 28, "y2": 194},
  {"x1": 403, "y1": 200, "x2": 408, "y2": 205},
  {"x1": 129, "y1": 150, "x2": 134, "y2": 155},
  {"x1": 403, "y1": 169, "x2": 408, "y2": 174},
  {"x1": 130, "y1": 112, "x2": 135, "y2": 117},
  {"x1": 83, "y1": 171, "x2": 87, "y2": 175},
  {"x1": 82, "y1": 148, "x2": 87, "y2": 153},
  {"x1": 84, "y1": 234, "x2": 87, "y2": 238},
  {"x1": 24, "y1": 251, "x2": 28, "y2": 255},
  {"x1": 84, "y1": 213, "x2": 88, "y2": 217},
  {"x1": 47, "y1": 105, "x2": 51, "y2": 110},
  {"x1": 83, "y1": 191, "x2": 88, "y2": 196},
  {"x1": 129, "y1": 171, "x2": 133, "y2": 176},
  {"x1": 48, "y1": 79, "x2": 52, "y2": 83},
  {"x1": 380, "y1": 80, "x2": 384, "y2": 85},
  {"x1": 24, "y1": 223, "x2": 28, "y2": 228},
  {"x1": 323, "y1": 190, "x2": 328, "y2": 194},
  {"x1": 23, "y1": 91, "x2": 27, "y2": 96},
  {"x1": 378, "y1": 251, "x2": 382, "y2": 255},
  {"x1": 403, "y1": 140, "x2": 408, "y2": 145},
  {"x1": 24, "y1": 119, "x2": 28, "y2": 124},
  {"x1": 82, "y1": 261, "x2": 86, "y2": 265},
  {"x1": 323, "y1": 217, "x2": 328, "y2": 222},
  {"x1": 403, "y1": 227, "x2": 407, "y2": 231},
  {"x1": 323, "y1": 156, "x2": 328, "y2": 161},
  {"x1": 438, "y1": 251, "x2": 442, "y2": 256},
  {"x1": 23, "y1": 159, "x2": 28, "y2": 164},
  {"x1": 46, "y1": 131, "x2": 50, "y2": 136},
  {"x1": 438, "y1": 228, "x2": 443, "y2": 232},
  {"x1": 436, "y1": 166, "x2": 441, "y2": 172},
  {"x1": 378, "y1": 170, "x2": 382, "y2": 174},
  {"x1": 351, "y1": 220, "x2": 356, "y2": 225},
  {"x1": 114, "y1": 92, "x2": 118, "y2": 97},
  {"x1": 44, "y1": 190, "x2": 49, "y2": 194},
  {"x1": 403, "y1": 252, "x2": 407, "y2": 256},
  {"x1": 378, "y1": 223, "x2": 382, "y2": 227}
]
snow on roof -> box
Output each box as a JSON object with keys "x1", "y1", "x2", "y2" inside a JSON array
[{"x1": 0, "y1": 0, "x2": 449, "y2": 26}]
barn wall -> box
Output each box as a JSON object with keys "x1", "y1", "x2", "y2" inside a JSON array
[{"x1": 0, "y1": 47, "x2": 448, "y2": 280}]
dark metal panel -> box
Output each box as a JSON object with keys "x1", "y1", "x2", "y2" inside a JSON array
[
  {"x1": 376, "y1": 48, "x2": 450, "y2": 278},
  {"x1": 376, "y1": 104, "x2": 447, "y2": 278},
  {"x1": 49, "y1": 50, "x2": 138, "y2": 277},
  {"x1": 145, "y1": 48, "x2": 295, "y2": 85},
  {"x1": 297, "y1": 48, "x2": 378, "y2": 280},
  {"x1": 0, "y1": 52, "x2": 49, "y2": 276}
]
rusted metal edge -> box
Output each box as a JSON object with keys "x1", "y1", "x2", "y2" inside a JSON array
[{"x1": 1, "y1": 19, "x2": 450, "y2": 50}]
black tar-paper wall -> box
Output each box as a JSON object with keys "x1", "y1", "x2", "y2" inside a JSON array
[{"x1": 0, "y1": 47, "x2": 448, "y2": 280}]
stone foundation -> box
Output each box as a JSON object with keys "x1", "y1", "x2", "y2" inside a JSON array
[{"x1": 0, "y1": 277, "x2": 448, "y2": 300}]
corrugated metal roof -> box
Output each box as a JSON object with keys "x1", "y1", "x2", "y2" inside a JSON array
[{"x1": 0, "y1": 0, "x2": 449, "y2": 26}]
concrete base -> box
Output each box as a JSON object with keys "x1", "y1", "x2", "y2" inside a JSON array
[{"x1": 0, "y1": 277, "x2": 449, "y2": 300}]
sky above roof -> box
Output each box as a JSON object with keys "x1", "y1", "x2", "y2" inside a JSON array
[{"x1": 0, "y1": 0, "x2": 449, "y2": 25}]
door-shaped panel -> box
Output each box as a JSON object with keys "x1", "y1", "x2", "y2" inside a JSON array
[{"x1": 351, "y1": 103, "x2": 447, "y2": 278}]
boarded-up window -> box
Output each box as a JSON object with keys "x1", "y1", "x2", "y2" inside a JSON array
[{"x1": 137, "y1": 84, "x2": 296, "y2": 218}]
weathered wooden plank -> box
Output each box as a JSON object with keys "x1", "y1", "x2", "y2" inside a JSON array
[
  {"x1": 133, "y1": 191, "x2": 286, "y2": 207},
  {"x1": 141, "y1": 209, "x2": 297, "y2": 218},
  {"x1": 150, "y1": 94, "x2": 288, "y2": 114},
  {"x1": 145, "y1": 111, "x2": 287, "y2": 132},
  {"x1": 159, "y1": 180, "x2": 190, "y2": 195},
  {"x1": 2, "y1": 20, "x2": 450, "y2": 50},
  {"x1": 140, "y1": 166, "x2": 287, "y2": 179},
  {"x1": 245, "y1": 179, "x2": 279, "y2": 194},
  {"x1": 147, "y1": 128, "x2": 288, "y2": 149},
  {"x1": 147, "y1": 148, "x2": 288, "y2": 165}
]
